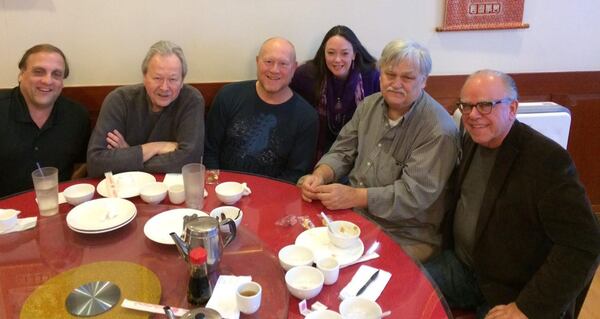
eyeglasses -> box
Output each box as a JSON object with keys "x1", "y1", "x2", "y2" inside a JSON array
[{"x1": 456, "y1": 98, "x2": 512, "y2": 115}]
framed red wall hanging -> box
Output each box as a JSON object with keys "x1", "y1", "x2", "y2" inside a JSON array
[{"x1": 437, "y1": 0, "x2": 529, "y2": 31}]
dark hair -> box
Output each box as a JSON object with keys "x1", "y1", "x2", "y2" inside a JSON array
[
  {"x1": 310, "y1": 25, "x2": 377, "y2": 97},
  {"x1": 18, "y1": 44, "x2": 69, "y2": 78}
]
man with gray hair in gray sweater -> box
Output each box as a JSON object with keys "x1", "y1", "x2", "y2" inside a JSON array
[{"x1": 87, "y1": 40, "x2": 205, "y2": 177}]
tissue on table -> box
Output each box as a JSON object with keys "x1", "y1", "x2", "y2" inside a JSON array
[
  {"x1": 339, "y1": 265, "x2": 391, "y2": 301},
  {"x1": 206, "y1": 275, "x2": 252, "y2": 319}
]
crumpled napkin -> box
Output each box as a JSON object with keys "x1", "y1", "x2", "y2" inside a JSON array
[
  {"x1": 339, "y1": 265, "x2": 391, "y2": 301},
  {"x1": 0, "y1": 209, "x2": 37, "y2": 235},
  {"x1": 206, "y1": 275, "x2": 252, "y2": 319}
]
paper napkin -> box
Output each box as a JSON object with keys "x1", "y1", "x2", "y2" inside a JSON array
[
  {"x1": 339, "y1": 265, "x2": 391, "y2": 301},
  {"x1": 206, "y1": 275, "x2": 252, "y2": 319}
]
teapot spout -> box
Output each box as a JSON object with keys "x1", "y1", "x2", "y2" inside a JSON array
[{"x1": 170, "y1": 232, "x2": 189, "y2": 261}]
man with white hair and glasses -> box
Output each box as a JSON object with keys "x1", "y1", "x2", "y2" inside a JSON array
[
  {"x1": 426, "y1": 69, "x2": 600, "y2": 319},
  {"x1": 299, "y1": 40, "x2": 459, "y2": 262}
]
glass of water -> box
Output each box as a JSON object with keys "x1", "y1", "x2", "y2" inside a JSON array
[{"x1": 31, "y1": 167, "x2": 59, "y2": 216}]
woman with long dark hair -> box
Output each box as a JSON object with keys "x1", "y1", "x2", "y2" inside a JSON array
[{"x1": 291, "y1": 25, "x2": 380, "y2": 158}]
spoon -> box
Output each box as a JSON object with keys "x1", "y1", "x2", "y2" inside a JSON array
[{"x1": 320, "y1": 212, "x2": 337, "y2": 234}]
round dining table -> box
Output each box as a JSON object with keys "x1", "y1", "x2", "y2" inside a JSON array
[{"x1": 0, "y1": 171, "x2": 450, "y2": 319}]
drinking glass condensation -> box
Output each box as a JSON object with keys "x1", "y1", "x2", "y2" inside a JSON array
[
  {"x1": 182, "y1": 163, "x2": 205, "y2": 209},
  {"x1": 31, "y1": 167, "x2": 59, "y2": 216}
]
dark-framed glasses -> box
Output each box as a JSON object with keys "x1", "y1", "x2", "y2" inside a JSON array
[{"x1": 456, "y1": 98, "x2": 512, "y2": 115}]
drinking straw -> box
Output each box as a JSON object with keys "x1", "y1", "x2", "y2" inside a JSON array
[{"x1": 36, "y1": 162, "x2": 44, "y2": 176}]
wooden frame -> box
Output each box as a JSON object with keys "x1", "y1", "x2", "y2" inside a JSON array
[{"x1": 437, "y1": 0, "x2": 529, "y2": 32}]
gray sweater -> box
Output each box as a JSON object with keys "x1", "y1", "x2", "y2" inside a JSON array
[{"x1": 87, "y1": 84, "x2": 204, "y2": 177}]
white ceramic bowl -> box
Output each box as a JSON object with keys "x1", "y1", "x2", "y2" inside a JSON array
[
  {"x1": 139, "y1": 182, "x2": 167, "y2": 204},
  {"x1": 63, "y1": 183, "x2": 95, "y2": 206},
  {"x1": 215, "y1": 182, "x2": 246, "y2": 205},
  {"x1": 285, "y1": 265, "x2": 324, "y2": 300},
  {"x1": 328, "y1": 220, "x2": 361, "y2": 249},
  {"x1": 305, "y1": 310, "x2": 342, "y2": 319},
  {"x1": 210, "y1": 206, "x2": 243, "y2": 232},
  {"x1": 0, "y1": 209, "x2": 19, "y2": 232},
  {"x1": 278, "y1": 244, "x2": 314, "y2": 271},
  {"x1": 339, "y1": 297, "x2": 382, "y2": 319}
]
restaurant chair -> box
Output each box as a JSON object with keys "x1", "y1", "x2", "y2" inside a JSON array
[{"x1": 71, "y1": 163, "x2": 87, "y2": 180}]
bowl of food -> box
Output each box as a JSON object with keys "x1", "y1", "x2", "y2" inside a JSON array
[
  {"x1": 278, "y1": 244, "x2": 314, "y2": 271},
  {"x1": 139, "y1": 182, "x2": 167, "y2": 205},
  {"x1": 328, "y1": 220, "x2": 361, "y2": 248},
  {"x1": 285, "y1": 265, "x2": 324, "y2": 300},
  {"x1": 63, "y1": 183, "x2": 95, "y2": 206}
]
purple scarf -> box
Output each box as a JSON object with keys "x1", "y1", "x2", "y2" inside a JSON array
[{"x1": 316, "y1": 68, "x2": 364, "y2": 158}]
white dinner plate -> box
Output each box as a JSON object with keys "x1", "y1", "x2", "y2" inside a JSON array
[
  {"x1": 144, "y1": 208, "x2": 208, "y2": 245},
  {"x1": 97, "y1": 171, "x2": 156, "y2": 198},
  {"x1": 66, "y1": 198, "x2": 137, "y2": 232},
  {"x1": 295, "y1": 227, "x2": 364, "y2": 267},
  {"x1": 67, "y1": 211, "x2": 137, "y2": 234}
]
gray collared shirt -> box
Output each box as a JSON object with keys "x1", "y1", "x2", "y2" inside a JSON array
[{"x1": 318, "y1": 91, "x2": 459, "y2": 249}]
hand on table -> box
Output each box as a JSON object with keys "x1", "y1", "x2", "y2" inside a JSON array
[
  {"x1": 484, "y1": 302, "x2": 528, "y2": 319},
  {"x1": 314, "y1": 183, "x2": 367, "y2": 210},
  {"x1": 299, "y1": 174, "x2": 324, "y2": 202}
]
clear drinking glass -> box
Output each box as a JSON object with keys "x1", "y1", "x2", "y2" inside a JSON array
[
  {"x1": 31, "y1": 167, "x2": 59, "y2": 216},
  {"x1": 182, "y1": 163, "x2": 205, "y2": 209}
]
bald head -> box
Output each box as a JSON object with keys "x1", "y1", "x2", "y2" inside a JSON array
[
  {"x1": 258, "y1": 37, "x2": 296, "y2": 62},
  {"x1": 460, "y1": 69, "x2": 519, "y2": 148},
  {"x1": 254, "y1": 37, "x2": 298, "y2": 102},
  {"x1": 461, "y1": 69, "x2": 518, "y2": 101}
]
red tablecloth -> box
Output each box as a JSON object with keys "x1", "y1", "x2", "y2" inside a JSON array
[{"x1": 0, "y1": 171, "x2": 449, "y2": 318}]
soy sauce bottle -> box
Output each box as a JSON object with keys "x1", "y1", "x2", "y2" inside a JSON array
[{"x1": 188, "y1": 247, "x2": 212, "y2": 306}]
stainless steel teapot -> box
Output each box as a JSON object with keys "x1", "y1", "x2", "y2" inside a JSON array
[{"x1": 170, "y1": 214, "x2": 236, "y2": 272}]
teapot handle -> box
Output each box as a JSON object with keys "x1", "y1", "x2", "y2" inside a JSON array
[{"x1": 220, "y1": 218, "x2": 237, "y2": 247}]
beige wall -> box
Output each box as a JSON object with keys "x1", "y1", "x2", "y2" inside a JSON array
[{"x1": 1, "y1": 0, "x2": 599, "y2": 87}]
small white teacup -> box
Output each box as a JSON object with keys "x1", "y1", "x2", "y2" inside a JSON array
[
  {"x1": 236, "y1": 281, "x2": 262, "y2": 315},
  {"x1": 168, "y1": 184, "x2": 185, "y2": 204},
  {"x1": 0, "y1": 209, "x2": 19, "y2": 232},
  {"x1": 316, "y1": 256, "x2": 340, "y2": 285},
  {"x1": 215, "y1": 182, "x2": 251, "y2": 205}
]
